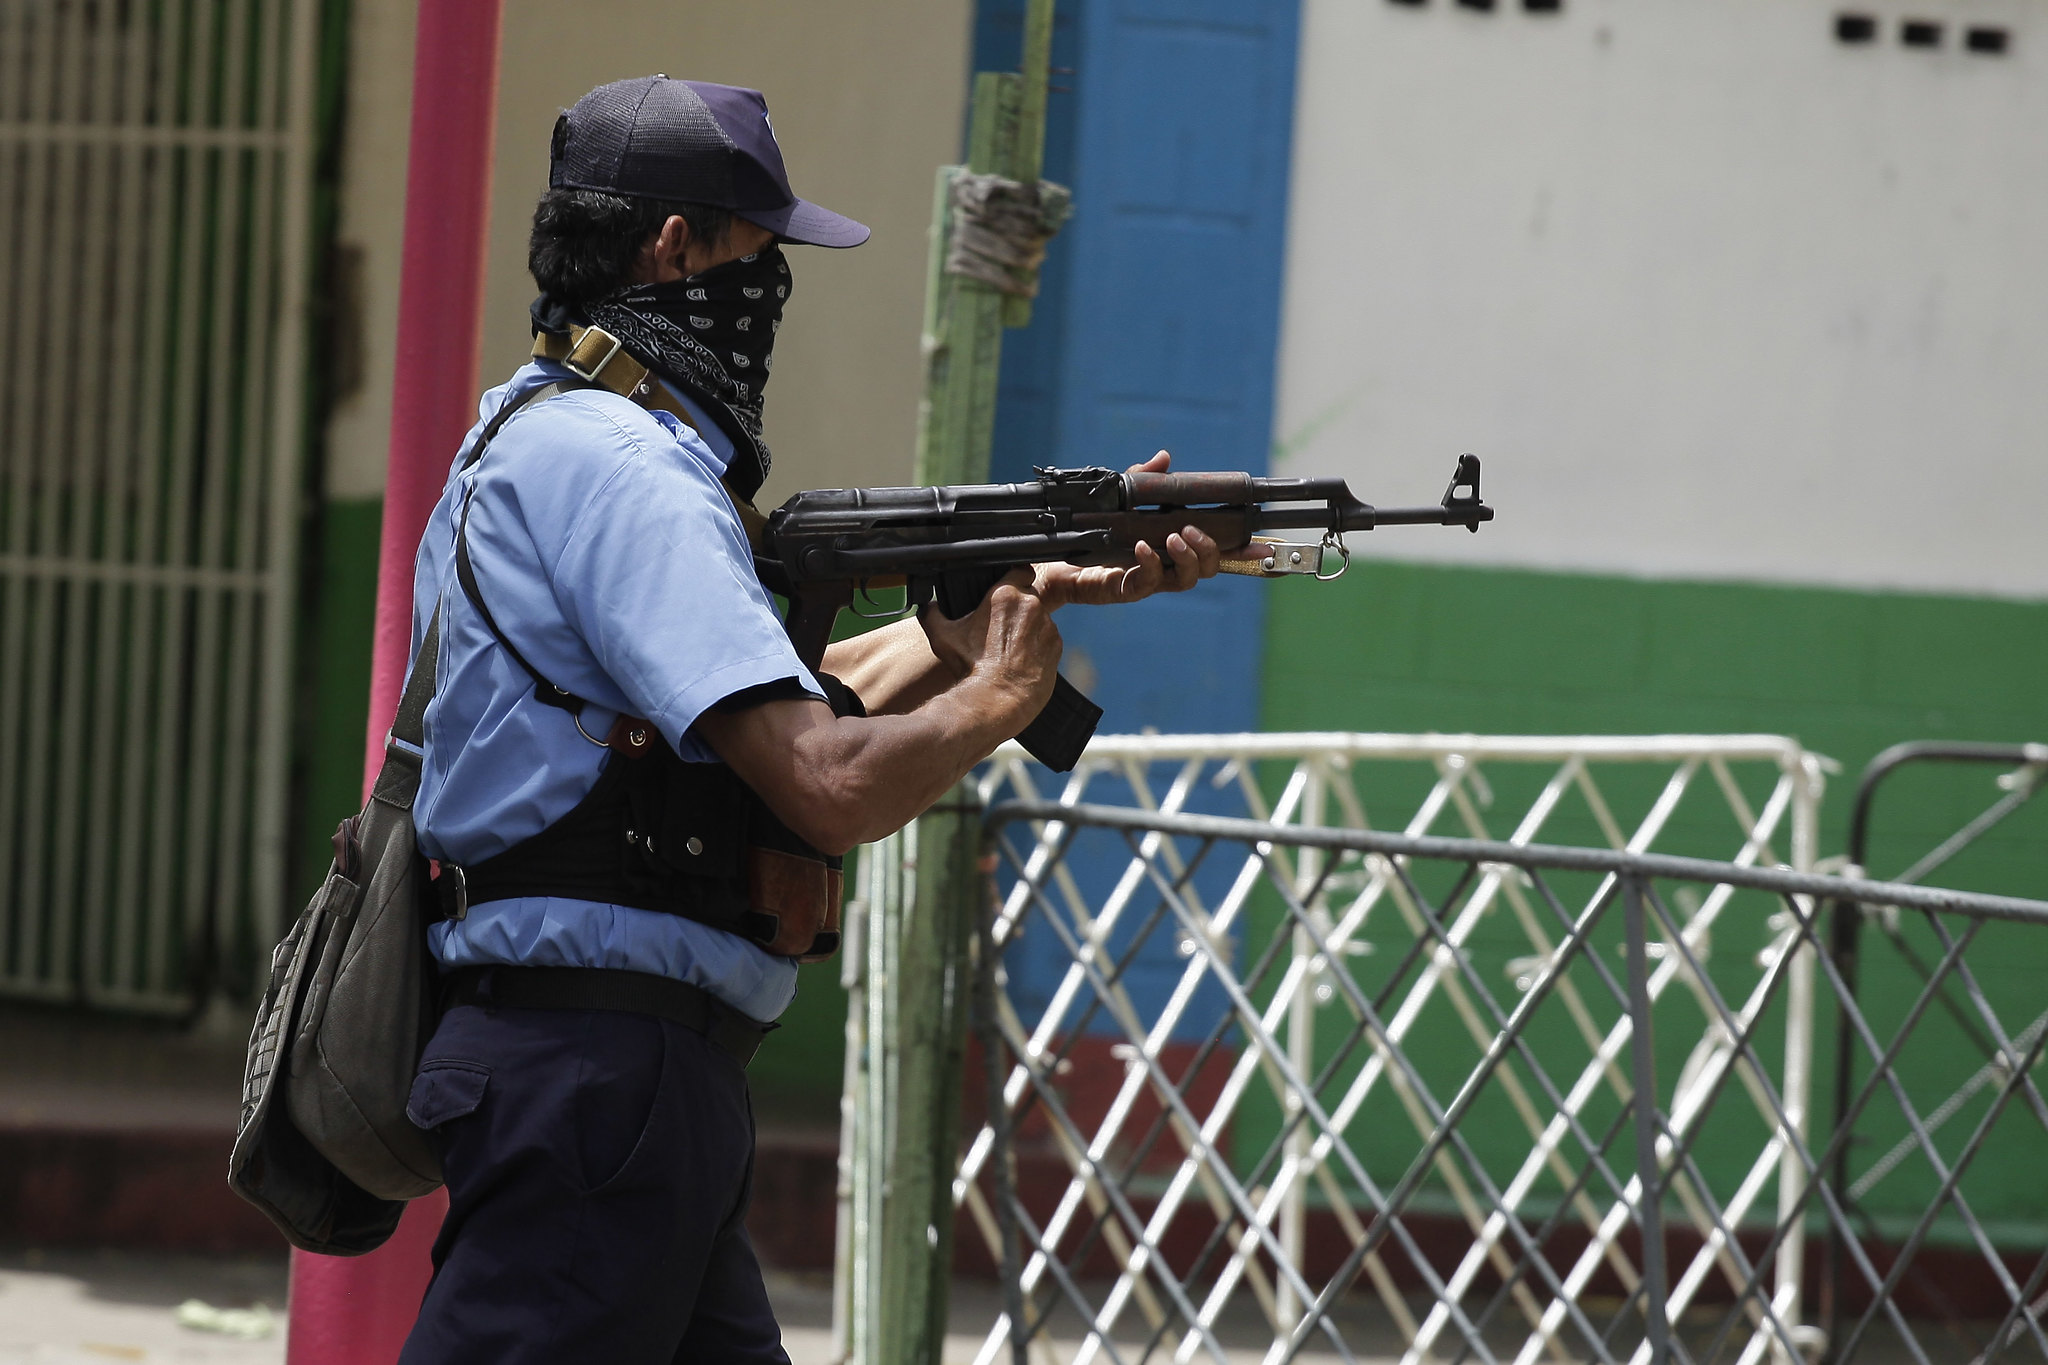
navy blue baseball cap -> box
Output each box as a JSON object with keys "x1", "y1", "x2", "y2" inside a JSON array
[{"x1": 550, "y1": 76, "x2": 870, "y2": 249}]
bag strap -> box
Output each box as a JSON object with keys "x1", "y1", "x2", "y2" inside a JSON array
[
  {"x1": 455, "y1": 500, "x2": 587, "y2": 714},
  {"x1": 369, "y1": 380, "x2": 599, "y2": 808},
  {"x1": 370, "y1": 602, "x2": 444, "y2": 808},
  {"x1": 391, "y1": 601, "x2": 442, "y2": 749},
  {"x1": 448, "y1": 369, "x2": 772, "y2": 739},
  {"x1": 461, "y1": 377, "x2": 593, "y2": 473},
  {"x1": 453, "y1": 379, "x2": 600, "y2": 715}
]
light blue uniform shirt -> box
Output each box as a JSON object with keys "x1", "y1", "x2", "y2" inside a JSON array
[{"x1": 407, "y1": 359, "x2": 817, "y2": 1022}]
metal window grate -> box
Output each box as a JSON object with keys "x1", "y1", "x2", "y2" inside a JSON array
[{"x1": 0, "y1": 0, "x2": 319, "y2": 1013}]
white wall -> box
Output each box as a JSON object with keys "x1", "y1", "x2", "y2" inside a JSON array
[{"x1": 1274, "y1": 0, "x2": 2048, "y2": 599}]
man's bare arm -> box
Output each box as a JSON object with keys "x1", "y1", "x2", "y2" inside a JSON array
[
  {"x1": 696, "y1": 573, "x2": 1059, "y2": 854},
  {"x1": 816, "y1": 617, "x2": 956, "y2": 717}
]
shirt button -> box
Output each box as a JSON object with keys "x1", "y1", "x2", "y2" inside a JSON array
[{"x1": 685, "y1": 837, "x2": 705, "y2": 856}]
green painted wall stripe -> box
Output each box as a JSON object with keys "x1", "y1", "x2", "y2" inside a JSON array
[
  {"x1": 294, "y1": 499, "x2": 382, "y2": 902},
  {"x1": 1264, "y1": 562, "x2": 2046, "y2": 742}
]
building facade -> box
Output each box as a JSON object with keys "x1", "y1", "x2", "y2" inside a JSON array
[{"x1": 0, "y1": 0, "x2": 2040, "y2": 1173}]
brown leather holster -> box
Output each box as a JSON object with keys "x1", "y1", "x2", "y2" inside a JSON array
[{"x1": 748, "y1": 848, "x2": 844, "y2": 963}]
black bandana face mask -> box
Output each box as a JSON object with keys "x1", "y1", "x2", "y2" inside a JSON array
[{"x1": 532, "y1": 245, "x2": 792, "y2": 498}]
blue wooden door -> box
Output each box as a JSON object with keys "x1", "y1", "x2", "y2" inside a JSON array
[{"x1": 976, "y1": 0, "x2": 1304, "y2": 1038}]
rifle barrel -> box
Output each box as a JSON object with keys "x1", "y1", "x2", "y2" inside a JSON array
[
  {"x1": 1231, "y1": 502, "x2": 1491, "y2": 535},
  {"x1": 1370, "y1": 503, "x2": 1495, "y2": 527}
]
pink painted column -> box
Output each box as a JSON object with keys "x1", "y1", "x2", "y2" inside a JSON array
[
  {"x1": 357, "y1": 0, "x2": 507, "y2": 800},
  {"x1": 290, "y1": 3, "x2": 505, "y2": 1362}
]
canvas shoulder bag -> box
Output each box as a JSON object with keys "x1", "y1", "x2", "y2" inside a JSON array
[{"x1": 229, "y1": 603, "x2": 447, "y2": 1255}]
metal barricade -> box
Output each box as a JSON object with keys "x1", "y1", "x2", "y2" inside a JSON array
[
  {"x1": 1821, "y1": 741, "x2": 2048, "y2": 1362},
  {"x1": 952, "y1": 735, "x2": 2048, "y2": 1365}
]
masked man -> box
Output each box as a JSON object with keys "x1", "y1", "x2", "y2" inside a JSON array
[{"x1": 395, "y1": 76, "x2": 1226, "y2": 1364}]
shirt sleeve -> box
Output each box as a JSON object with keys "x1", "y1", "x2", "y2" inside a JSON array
[{"x1": 540, "y1": 400, "x2": 820, "y2": 752}]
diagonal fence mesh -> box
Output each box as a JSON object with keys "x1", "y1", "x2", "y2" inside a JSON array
[
  {"x1": 953, "y1": 735, "x2": 2048, "y2": 1365},
  {"x1": 1821, "y1": 742, "x2": 2048, "y2": 1363}
]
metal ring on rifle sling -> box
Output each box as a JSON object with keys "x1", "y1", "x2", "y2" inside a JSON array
[{"x1": 1315, "y1": 534, "x2": 1351, "y2": 582}]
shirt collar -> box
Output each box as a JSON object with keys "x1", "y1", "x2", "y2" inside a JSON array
[{"x1": 524, "y1": 358, "x2": 739, "y2": 477}]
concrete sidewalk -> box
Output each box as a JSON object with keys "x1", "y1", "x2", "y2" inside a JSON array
[
  {"x1": 0, "y1": 1250, "x2": 287, "y2": 1364},
  {"x1": 0, "y1": 1249, "x2": 1585, "y2": 1365},
  {"x1": 0, "y1": 1256, "x2": 1367, "y2": 1365},
  {"x1": 0, "y1": 1250, "x2": 1952, "y2": 1364},
  {"x1": 0, "y1": 1254, "x2": 851, "y2": 1365}
]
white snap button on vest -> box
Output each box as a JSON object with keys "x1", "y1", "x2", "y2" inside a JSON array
[{"x1": 685, "y1": 836, "x2": 704, "y2": 856}]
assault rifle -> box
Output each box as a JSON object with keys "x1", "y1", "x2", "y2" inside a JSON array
[{"x1": 755, "y1": 455, "x2": 1494, "y2": 771}]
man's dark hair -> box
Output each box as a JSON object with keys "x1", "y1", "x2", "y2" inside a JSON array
[{"x1": 528, "y1": 187, "x2": 735, "y2": 309}]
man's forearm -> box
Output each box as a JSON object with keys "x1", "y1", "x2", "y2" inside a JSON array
[
  {"x1": 806, "y1": 680, "x2": 1022, "y2": 846},
  {"x1": 819, "y1": 617, "x2": 957, "y2": 716},
  {"x1": 703, "y1": 574, "x2": 1060, "y2": 852},
  {"x1": 694, "y1": 674, "x2": 1028, "y2": 856}
]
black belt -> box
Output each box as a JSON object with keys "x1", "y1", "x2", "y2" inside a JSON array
[{"x1": 440, "y1": 966, "x2": 774, "y2": 1068}]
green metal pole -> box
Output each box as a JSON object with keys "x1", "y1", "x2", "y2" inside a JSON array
[
  {"x1": 1005, "y1": 0, "x2": 1056, "y2": 330},
  {"x1": 913, "y1": 0, "x2": 1056, "y2": 485},
  {"x1": 913, "y1": 71, "x2": 1021, "y2": 488},
  {"x1": 849, "y1": 5, "x2": 1059, "y2": 1360},
  {"x1": 877, "y1": 783, "x2": 983, "y2": 1364},
  {"x1": 845, "y1": 781, "x2": 985, "y2": 1365}
]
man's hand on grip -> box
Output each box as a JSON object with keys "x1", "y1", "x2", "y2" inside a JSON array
[{"x1": 919, "y1": 568, "x2": 1063, "y2": 733}]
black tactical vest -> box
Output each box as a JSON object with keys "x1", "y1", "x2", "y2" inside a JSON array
[{"x1": 433, "y1": 379, "x2": 846, "y2": 961}]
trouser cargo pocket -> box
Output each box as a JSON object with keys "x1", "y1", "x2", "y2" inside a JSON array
[{"x1": 406, "y1": 1060, "x2": 490, "y2": 1130}]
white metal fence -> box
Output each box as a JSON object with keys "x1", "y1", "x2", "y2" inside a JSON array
[
  {"x1": 955, "y1": 732, "x2": 1839, "y2": 1364},
  {"x1": 0, "y1": 0, "x2": 318, "y2": 1011}
]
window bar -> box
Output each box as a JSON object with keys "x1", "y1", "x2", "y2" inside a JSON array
[
  {"x1": 43, "y1": 0, "x2": 140, "y2": 1010},
  {"x1": 102, "y1": 0, "x2": 200, "y2": 1007},
  {"x1": 71, "y1": 0, "x2": 159, "y2": 1010}
]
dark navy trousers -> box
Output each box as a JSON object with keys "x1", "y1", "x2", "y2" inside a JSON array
[{"x1": 395, "y1": 1002, "x2": 789, "y2": 1365}]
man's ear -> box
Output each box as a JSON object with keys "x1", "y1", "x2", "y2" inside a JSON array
[{"x1": 642, "y1": 215, "x2": 693, "y2": 283}]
